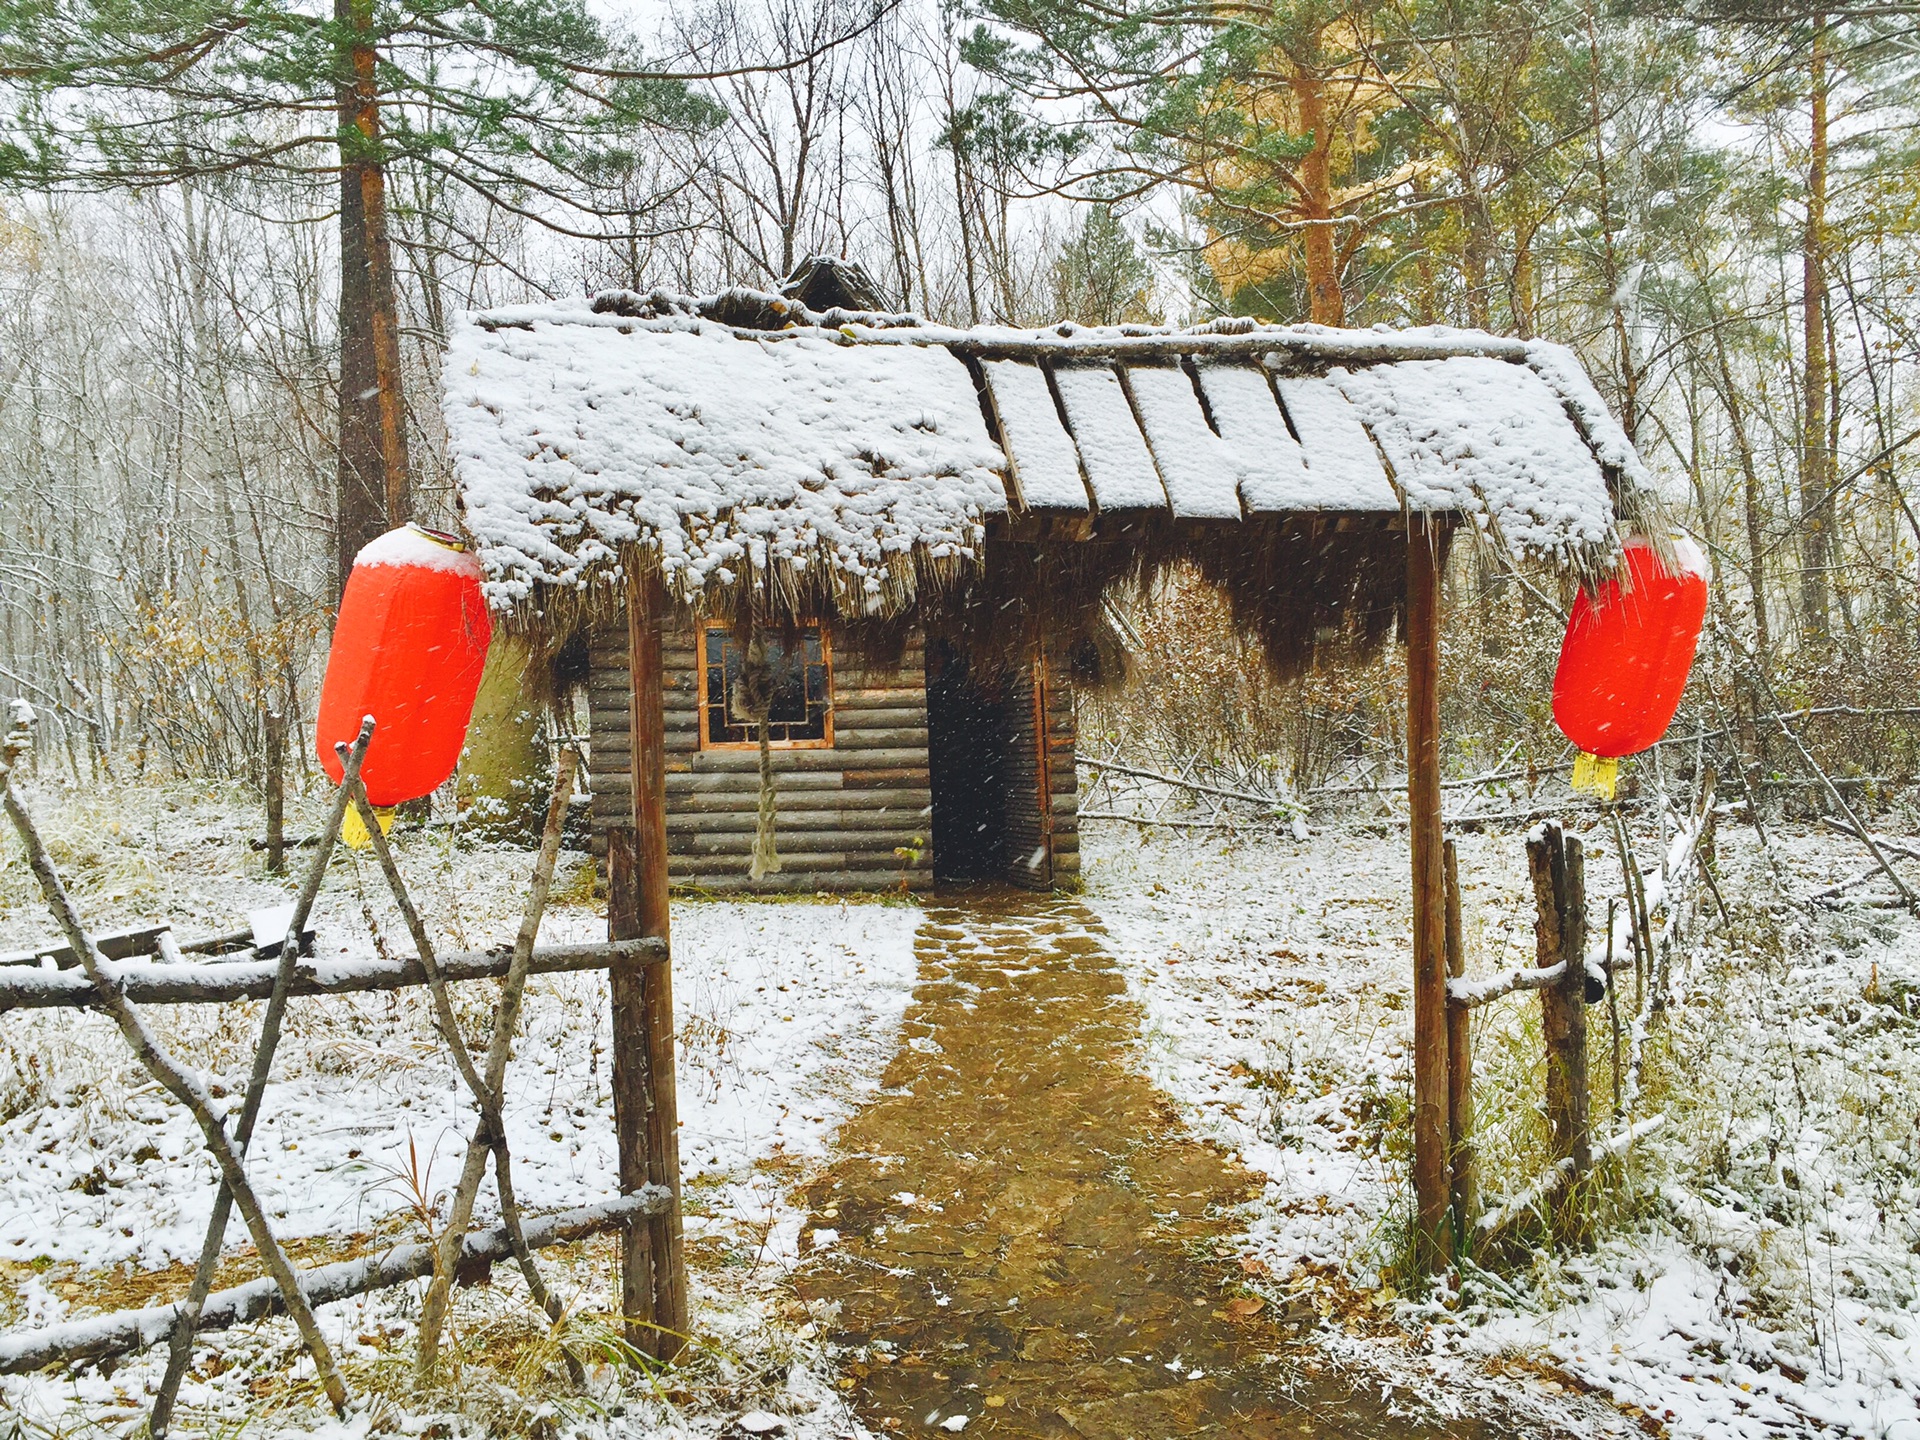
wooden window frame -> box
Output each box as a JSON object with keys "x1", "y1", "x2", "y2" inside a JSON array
[{"x1": 696, "y1": 623, "x2": 836, "y2": 751}]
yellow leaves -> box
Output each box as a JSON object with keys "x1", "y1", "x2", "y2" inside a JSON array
[
  {"x1": 0, "y1": 208, "x2": 44, "y2": 269},
  {"x1": 1331, "y1": 155, "x2": 1444, "y2": 211},
  {"x1": 106, "y1": 591, "x2": 322, "y2": 696},
  {"x1": 1203, "y1": 234, "x2": 1296, "y2": 305}
]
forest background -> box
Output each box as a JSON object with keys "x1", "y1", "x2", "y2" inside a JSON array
[{"x1": 0, "y1": 0, "x2": 1915, "y2": 805}]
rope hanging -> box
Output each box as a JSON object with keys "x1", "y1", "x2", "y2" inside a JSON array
[{"x1": 736, "y1": 629, "x2": 782, "y2": 881}]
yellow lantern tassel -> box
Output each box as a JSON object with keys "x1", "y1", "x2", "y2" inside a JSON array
[
  {"x1": 1569, "y1": 752, "x2": 1619, "y2": 801},
  {"x1": 342, "y1": 804, "x2": 396, "y2": 850}
]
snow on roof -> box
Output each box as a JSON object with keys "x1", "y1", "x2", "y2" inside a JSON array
[
  {"x1": 1331, "y1": 357, "x2": 1616, "y2": 563},
  {"x1": 444, "y1": 289, "x2": 1643, "y2": 613},
  {"x1": 447, "y1": 315, "x2": 1007, "y2": 610}
]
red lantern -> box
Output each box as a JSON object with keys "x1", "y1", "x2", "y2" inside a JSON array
[
  {"x1": 1552, "y1": 535, "x2": 1708, "y2": 767},
  {"x1": 316, "y1": 524, "x2": 493, "y2": 806}
]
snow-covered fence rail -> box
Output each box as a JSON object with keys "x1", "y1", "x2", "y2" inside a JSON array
[
  {"x1": 0, "y1": 1191, "x2": 671, "y2": 1375},
  {"x1": 0, "y1": 936, "x2": 665, "y2": 1011}
]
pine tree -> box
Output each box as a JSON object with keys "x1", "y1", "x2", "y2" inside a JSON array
[{"x1": 0, "y1": 0, "x2": 715, "y2": 588}]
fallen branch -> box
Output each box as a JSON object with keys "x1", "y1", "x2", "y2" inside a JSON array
[
  {"x1": 1081, "y1": 758, "x2": 1307, "y2": 817},
  {"x1": 1314, "y1": 761, "x2": 1572, "y2": 795},
  {"x1": 1819, "y1": 817, "x2": 1920, "y2": 866},
  {"x1": 1754, "y1": 775, "x2": 1917, "y2": 789},
  {"x1": 0, "y1": 1192, "x2": 671, "y2": 1375},
  {"x1": 1078, "y1": 809, "x2": 1286, "y2": 832},
  {"x1": 0, "y1": 939, "x2": 664, "y2": 1012},
  {"x1": 1803, "y1": 826, "x2": 1920, "y2": 905}
]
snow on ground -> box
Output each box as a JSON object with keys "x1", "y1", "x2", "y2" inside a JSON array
[
  {"x1": 1082, "y1": 811, "x2": 1920, "y2": 1440},
  {"x1": 9, "y1": 768, "x2": 1920, "y2": 1439},
  {"x1": 0, "y1": 776, "x2": 919, "y2": 1438}
]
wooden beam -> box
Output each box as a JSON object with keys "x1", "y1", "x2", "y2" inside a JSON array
[
  {"x1": 2, "y1": 922, "x2": 173, "y2": 970},
  {"x1": 610, "y1": 567, "x2": 687, "y2": 1360},
  {"x1": 1406, "y1": 518, "x2": 1451, "y2": 1269}
]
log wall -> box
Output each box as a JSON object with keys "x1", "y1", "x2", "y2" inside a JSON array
[{"x1": 588, "y1": 620, "x2": 935, "y2": 893}]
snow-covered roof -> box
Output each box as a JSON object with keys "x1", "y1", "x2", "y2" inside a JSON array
[{"x1": 445, "y1": 287, "x2": 1645, "y2": 615}]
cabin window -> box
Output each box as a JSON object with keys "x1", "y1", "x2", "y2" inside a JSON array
[{"x1": 700, "y1": 626, "x2": 834, "y2": 748}]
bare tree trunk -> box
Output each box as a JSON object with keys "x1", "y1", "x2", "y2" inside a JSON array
[
  {"x1": 1799, "y1": 14, "x2": 1832, "y2": 645},
  {"x1": 1586, "y1": 3, "x2": 1637, "y2": 442},
  {"x1": 1715, "y1": 332, "x2": 1772, "y2": 653},
  {"x1": 335, "y1": 0, "x2": 411, "y2": 596},
  {"x1": 264, "y1": 709, "x2": 286, "y2": 875},
  {"x1": 1463, "y1": 192, "x2": 1494, "y2": 331},
  {"x1": 1511, "y1": 229, "x2": 1537, "y2": 339}
]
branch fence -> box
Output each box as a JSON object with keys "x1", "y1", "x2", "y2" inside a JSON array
[{"x1": 0, "y1": 713, "x2": 670, "y2": 1436}]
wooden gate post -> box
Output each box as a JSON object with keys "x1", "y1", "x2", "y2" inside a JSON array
[
  {"x1": 1443, "y1": 839, "x2": 1475, "y2": 1236},
  {"x1": 608, "y1": 566, "x2": 687, "y2": 1357},
  {"x1": 1407, "y1": 519, "x2": 1451, "y2": 1269},
  {"x1": 1527, "y1": 822, "x2": 1592, "y2": 1245}
]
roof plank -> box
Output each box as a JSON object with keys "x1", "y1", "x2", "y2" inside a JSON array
[
  {"x1": 980, "y1": 359, "x2": 1091, "y2": 512},
  {"x1": 1333, "y1": 357, "x2": 1615, "y2": 557},
  {"x1": 1271, "y1": 374, "x2": 1401, "y2": 511},
  {"x1": 1125, "y1": 365, "x2": 1243, "y2": 519},
  {"x1": 1194, "y1": 363, "x2": 1313, "y2": 513},
  {"x1": 1051, "y1": 365, "x2": 1168, "y2": 511}
]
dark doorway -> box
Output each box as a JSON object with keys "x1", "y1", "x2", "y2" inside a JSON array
[{"x1": 926, "y1": 639, "x2": 1007, "y2": 880}]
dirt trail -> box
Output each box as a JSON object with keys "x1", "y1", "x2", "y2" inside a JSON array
[{"x1": 795, "y1": 892, "x2": 1501, "y2": 1439}]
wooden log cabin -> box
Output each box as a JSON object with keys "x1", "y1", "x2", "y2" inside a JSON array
[
  {"x1": 443, "y1": 258, "x2": 1655, "y2": 1294},
  {"x1": 582, "y1": 620, "x2": 1079, "y2": 892}
]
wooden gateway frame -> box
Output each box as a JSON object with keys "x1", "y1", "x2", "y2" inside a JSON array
[{"x1": 445, "y1": 262, "x2": 1660, "y2": 1321}]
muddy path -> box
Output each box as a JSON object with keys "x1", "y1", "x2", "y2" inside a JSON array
[{"x1": 795, "y1": 893, "x2": 1505, "y2": 1439}]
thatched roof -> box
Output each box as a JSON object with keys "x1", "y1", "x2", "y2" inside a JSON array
[{"x1": 443, "y1": 286, "x2": 1655, "y2": 638}]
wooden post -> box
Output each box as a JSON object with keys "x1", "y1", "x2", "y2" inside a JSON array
[
  {"x1": 1443, "y1": 839, "x2": 1474, "y2": 1238},
  {"x1": 1527, "y1": 822, "x2": 1592, "y2": 1245},
  {"x1": 1406, "y1": 519, "x2": 1450, "y2": 1269},
  {"x1": 1556, "y1": 835, "x2": 1591, "y2": 1241},
  {"x1": 264, "y1": 709, "x2": 286, "y2": 876},
  {"x1": 608, "y1": 567, "x2": 687, "y2": 1358}
]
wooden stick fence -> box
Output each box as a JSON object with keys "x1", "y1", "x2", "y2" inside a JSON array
[
  {"x1": 1443, "y1": 779, "x2": 1715, "y2": 1250},
  {"x1": 0, "y1": 710, "x2": 680, "y2": 1432}
]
